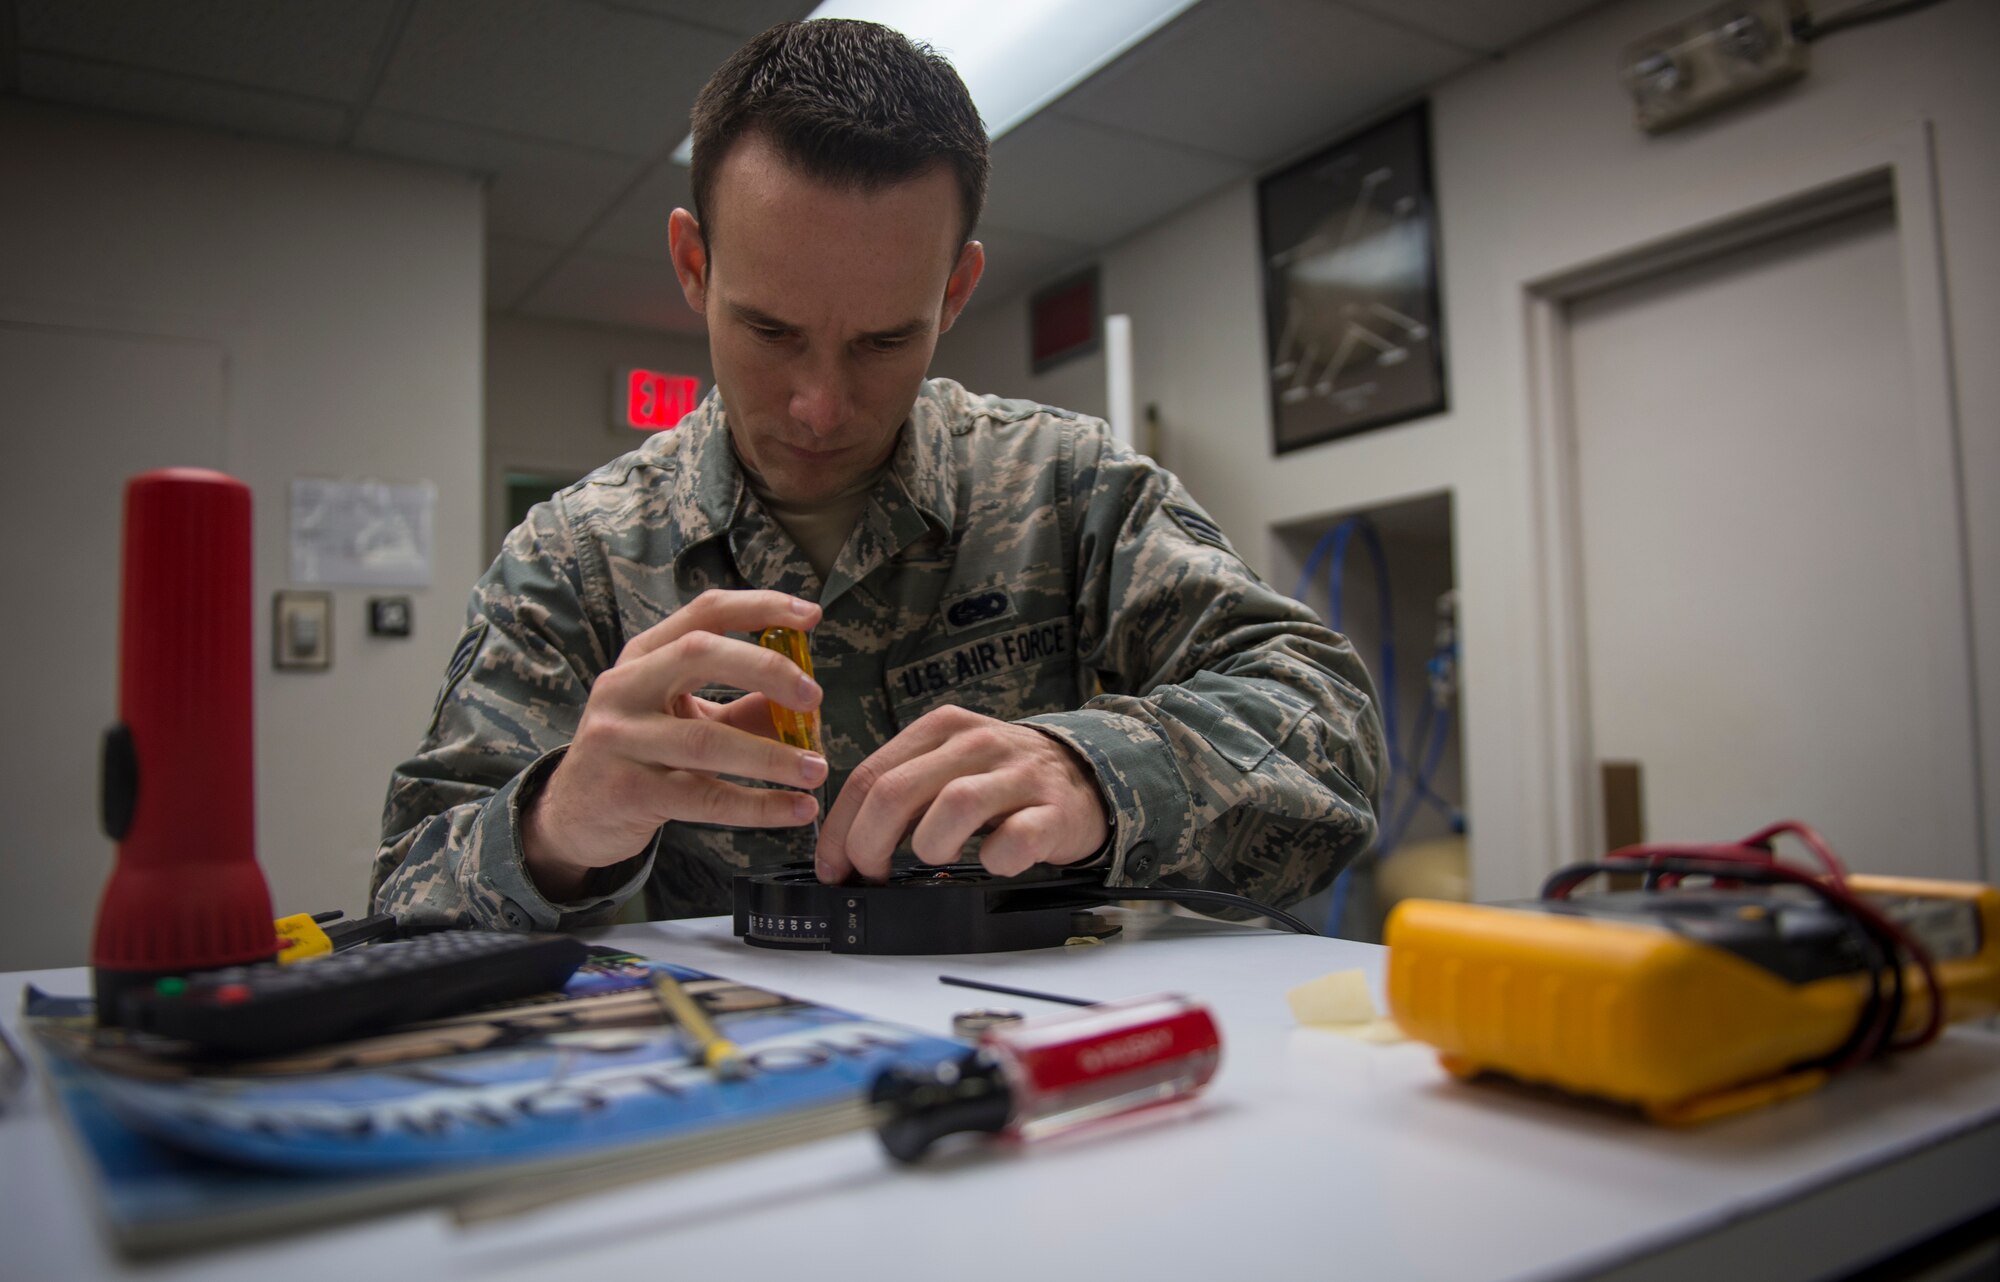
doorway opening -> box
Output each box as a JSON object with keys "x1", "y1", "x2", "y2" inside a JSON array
[{"x1": 1274, "y1": 490, "x2": 1465, "y2": 940}]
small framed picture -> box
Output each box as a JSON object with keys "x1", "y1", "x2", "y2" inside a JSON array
[
  {"x1": 273, "y1": 590, "x2": 332, "y2": 671},
  {"x1": 1258, "y1": 102, "x2": 1448, "y2": 453}
]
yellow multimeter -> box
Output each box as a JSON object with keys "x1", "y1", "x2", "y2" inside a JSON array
[{"x1": 1386, "y1": 874, "x2": 2000, "y2": 1125}]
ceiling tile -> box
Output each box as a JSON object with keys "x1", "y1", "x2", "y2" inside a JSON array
[
  {"x1": 15, "y1": 0, "x2": 401, "y2": 100},
  {"x1": 1335, "y1": 0, "x2": 1608, "y2": 55},
  {"x1": 354, "y1": 110, "x2": 643, "y2": 244},
  {"x1": 1056, "y1": 0, "x2": 1470, "y2": 167},
  {"x1": 519, "y1": 248, "x2": 709, "y2": 335},
  {"x1": 599, "y1": 0, "x2": 821, "y2": 39},
  {"x1": 982, "y1": 115, "x2": 1248, "y2": 248},
  {"x1": 374, "y1": 0, "x2": 741, "y2": 157},
  {"x1": 963, "y1": 224, "x2": 1095, "y2": 315},
  {"x1": 487, "y1": 236, "x2": 565, "y2": 310},
  {"x1": 16, "y1": 52, "x2": 350, "y2": 145},
  {"x1": 584, "y1": 160, "x2": 695, "y2": 262}
]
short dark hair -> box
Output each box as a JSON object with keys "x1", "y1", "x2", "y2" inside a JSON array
[{"x1": 689, "y1": 20, "x2": 989, "y2": 250}]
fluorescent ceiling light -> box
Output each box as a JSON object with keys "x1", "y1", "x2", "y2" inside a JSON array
[{"x1": 670, "y1": 0, "x2": 1201, "y2": 166}]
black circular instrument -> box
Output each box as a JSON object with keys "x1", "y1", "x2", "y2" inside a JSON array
[{"x1": 732, "y1": 863, "x2": 1120, "y2": 954}]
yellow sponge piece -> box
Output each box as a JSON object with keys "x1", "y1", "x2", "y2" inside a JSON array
[
  {"x1": 1287, "y1": 969, "x2": 1379, "y2": 1026},
  {"x1": 1287, "y1": 969, "x2": 1409, "y2": 1044}
]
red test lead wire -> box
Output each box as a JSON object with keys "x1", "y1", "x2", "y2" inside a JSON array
[{"x1": 1543, "y1": 821, "x2": 1945, "y2": 1063}]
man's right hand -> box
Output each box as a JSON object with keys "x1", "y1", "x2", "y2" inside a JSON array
[{"x1": 521, "y1": 589, "x2": 829, "y2": 901}]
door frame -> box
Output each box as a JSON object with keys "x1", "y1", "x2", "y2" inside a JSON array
[
  {"x1": 0, "y1": 298, "x2": 245, "y2": 970},
  {"x1": 0, "y1": 296, "x2": 246, "y2": 469},
  {"x1": 1518, "y1": 119, "x2": 1983, "y2": 877}
]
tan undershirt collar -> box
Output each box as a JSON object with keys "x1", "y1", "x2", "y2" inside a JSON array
[{"x1": 740, "y1": 455, "x2": 888, "y2": 584}]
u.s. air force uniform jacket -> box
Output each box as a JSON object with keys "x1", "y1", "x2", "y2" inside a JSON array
[{"x1": 371, "y1": 379, "x2": 1384, "y2": 930}]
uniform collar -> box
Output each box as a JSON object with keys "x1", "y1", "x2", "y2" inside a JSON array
[
  {"x1": 891, "y1": 379, "x2": 960, "y2": 536},
  {"x1": 663, "y1": 389, "x2": 745, "y2": 569},
  {"x1": 667, "y1": 382, "x2": 962, "y2": 595}
]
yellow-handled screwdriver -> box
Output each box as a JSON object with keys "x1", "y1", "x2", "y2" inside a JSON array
[
  {"x1": 758, "y1": 626, "x2": 824, "y2": 847},
  {"x1": 651, "y1": 970, "x2": 747, "y2": 1080}
]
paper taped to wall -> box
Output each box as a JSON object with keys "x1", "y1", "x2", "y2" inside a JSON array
[{"x1": 290, "y1": 477, "x2": 434, "y2": 587}]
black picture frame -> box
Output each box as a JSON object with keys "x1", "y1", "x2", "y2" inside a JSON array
[{"x1": 1258, "y1": 102, "x2": 1447, "y2": 454}]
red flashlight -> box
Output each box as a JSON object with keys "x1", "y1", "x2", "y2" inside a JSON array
[{"x1": 93, "y1": 469, "x2": 277, "y2": 1024}]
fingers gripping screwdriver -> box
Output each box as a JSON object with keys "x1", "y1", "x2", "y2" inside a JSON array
[{"x1": 759, "y1": 626, "x2": 824, "y2": 845}]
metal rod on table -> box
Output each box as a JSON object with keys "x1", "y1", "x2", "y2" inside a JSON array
[{"x1": 938, "y1": 976, "x2": 1098, "y2": 1007}]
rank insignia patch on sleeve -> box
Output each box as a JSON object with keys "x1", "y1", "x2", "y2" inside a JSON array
[
  {"x1": 1165, "y1": 503, "x2": 1234, "y2": 553},
  {"x1": 429, "y1": 620, "x2": 489, "y2": 733}
]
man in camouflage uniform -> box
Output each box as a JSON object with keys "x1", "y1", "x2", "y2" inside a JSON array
[{"x1": 371, "y1": 20, "x2": 1383, "y2": 932}]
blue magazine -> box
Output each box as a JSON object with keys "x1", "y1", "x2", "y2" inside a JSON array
[{"x1": 26, "y1": 952, "x2": 965, "y2": 1255}]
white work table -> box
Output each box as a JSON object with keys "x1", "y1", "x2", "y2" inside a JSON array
[{"x1": 4, "y1": 912, "x2": 1999, "y2": 1282}]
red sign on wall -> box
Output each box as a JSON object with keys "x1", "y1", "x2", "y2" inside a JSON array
[{"x1": 621, "y1": 368, "x2": 701, "y2": 431}]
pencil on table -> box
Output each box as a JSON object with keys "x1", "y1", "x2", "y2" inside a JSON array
[{"x1": 650, "y1": 971, "x2": 749, "y2": 1081}]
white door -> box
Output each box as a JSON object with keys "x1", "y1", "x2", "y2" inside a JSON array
[
  {"x1": 1565, "y1": 200, "x2": 1982, "y2": 880},
  {"x1": 0, "y1": 322, "x2": 227, "y2": 969}
]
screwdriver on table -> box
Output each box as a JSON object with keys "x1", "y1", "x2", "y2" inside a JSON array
[
  {"x1": 759, "y1": 626, "x2": 825, "y2": 847},
  {"x1": 455, "y1": 991, "x2": 1222, "y2": 1223}
]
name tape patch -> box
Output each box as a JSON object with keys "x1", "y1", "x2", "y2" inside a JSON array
[{"x1": 890, "y1": 618, "x2": 1071, "y2": 701}]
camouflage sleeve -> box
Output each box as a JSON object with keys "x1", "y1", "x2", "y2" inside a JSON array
[
  {"x1": 1021, "y1": 423, "x2": 1386, "y2": 908},
  {"x1": 369, "y1": 497, "x2": 651, "y2": 931}
]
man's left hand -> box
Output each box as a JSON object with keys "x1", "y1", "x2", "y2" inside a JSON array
[{"x1": 815, "y1": 707, "x2": 1109, "y2": 883}]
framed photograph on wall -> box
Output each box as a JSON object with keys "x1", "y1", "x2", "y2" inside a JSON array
[{"x1": 1258, "y1": 103, "x2": 1447, "y2": 454}]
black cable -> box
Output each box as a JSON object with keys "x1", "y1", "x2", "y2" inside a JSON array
[
  {"x1": 1795, "y1": 0, "x2": 1951, "y2": 42},
  {"x1": 1540, "y1": 859, "x2": 1907, "y2": 1068},
  {"x1": 1101, "y1": 885, "x2": 1321, "y2": 936},
  {"x1": 1821, "y1": 922, "x2": 1891, "y2": 1070}
]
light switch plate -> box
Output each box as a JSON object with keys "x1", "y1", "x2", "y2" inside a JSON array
[
  {"x1": 273, "y1": 591, "x2": 332, "y2": 671},
  {"x1": 368, "y1": 596, "x2": 412, "y2": 638}
]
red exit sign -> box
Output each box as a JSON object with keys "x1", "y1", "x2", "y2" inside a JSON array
[{"x1": 617, "y1": 368, "x2": 701, "y2": 431}]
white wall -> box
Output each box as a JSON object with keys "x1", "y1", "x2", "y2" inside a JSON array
[
  {"x1": 484, "y1": 313, "x2": 711, "y2": 556},
  {"x1": 935, "y1": 0, "x2": 2000, "y2": 898},
  {"x1": 0, "y1": 103, "x2": 484, "y2": 965}
]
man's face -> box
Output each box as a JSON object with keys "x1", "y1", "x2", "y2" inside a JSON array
[{"x1": 669, "y1": 133, "x2": 984, "y2": 505}]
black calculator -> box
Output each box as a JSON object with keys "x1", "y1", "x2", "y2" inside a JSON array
[{"x1": 116, "y1": 930, "x2": 591, "y2": 1057}]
